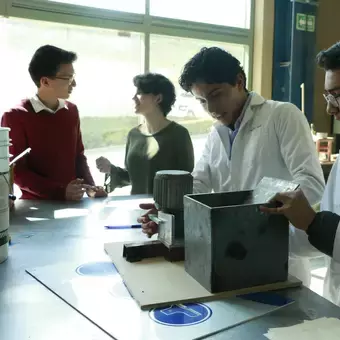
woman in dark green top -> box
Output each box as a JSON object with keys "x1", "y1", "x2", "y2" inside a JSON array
[{"x1": 96, "y1": 73, "x2": 195, "y2": 195}]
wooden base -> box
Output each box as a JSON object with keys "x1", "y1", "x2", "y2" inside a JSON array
[
  {"x1": 123, "y1": 240, "x2": 184, "y2": 262},
  {"x1": 105, "y1": 241, "x2": 302, "y2": 310}
]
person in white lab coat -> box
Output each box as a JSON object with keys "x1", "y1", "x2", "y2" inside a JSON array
[
  {"x1": 262, "y1": 42, "x2": 340, "y2": 305},
  {"x1": 139, "y1": 47, "x2": 325, "y2": 285},
  {"x1": 261, "y1": 187, "x2": 340, "y2": 303},
  {"x1": 260, "y1": 188, "x2": 338, "y2": 256}
]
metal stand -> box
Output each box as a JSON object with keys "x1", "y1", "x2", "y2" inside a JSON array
[
  {"x1": 122, "y1": 170, "x2": 192, "y2": 263},
  {"x1": 123, "y1": 240, "x2": 184, "y2": 263}
]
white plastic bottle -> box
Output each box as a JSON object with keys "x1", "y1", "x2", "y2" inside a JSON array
[{"x1": 0, "y1": 127, "x2": 10, "y2": 263}]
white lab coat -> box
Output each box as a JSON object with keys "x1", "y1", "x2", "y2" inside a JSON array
[
  {"x1": 321, "y1": 157, "x2": 340, "y2": 305},
  {"x1": 192, "y1": 92, "x2": 325, "y2": 285}
]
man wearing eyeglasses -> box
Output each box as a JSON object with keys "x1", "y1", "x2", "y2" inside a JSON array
[
  {"x1": 1, "y1": 45, "x2": 106, "y2": 201},
  {"x1": 322, "y1": 62, "x2": 340, "y2": 115},
  {"x1": 261, "y1": 42, "x2": 340, "y2": 306}
]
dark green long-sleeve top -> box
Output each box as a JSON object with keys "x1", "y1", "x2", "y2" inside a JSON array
[{"x1": 105, "y1": 121, "x2": 194, "y2": 195}]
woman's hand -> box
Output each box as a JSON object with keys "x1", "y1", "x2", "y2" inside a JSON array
[
  {"x1": 87, "y1": 186, "x2": 108, "y2": 198},
  {"x1": 96, "y1": 157, "x2": 112, "y2": 174}
]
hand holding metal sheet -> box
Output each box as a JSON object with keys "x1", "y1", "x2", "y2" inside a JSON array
[{"x1": 260, "y1": 189, "x2": 316, "y2": 232}]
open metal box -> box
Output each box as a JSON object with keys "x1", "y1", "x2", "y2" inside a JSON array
[{"x1": 183, "y1": 177, "x2": 299, "y2": 293}]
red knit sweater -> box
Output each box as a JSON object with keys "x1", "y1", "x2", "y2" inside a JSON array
[{"x1": 1, "y1": 99, "x2": 94, "y2": 200}]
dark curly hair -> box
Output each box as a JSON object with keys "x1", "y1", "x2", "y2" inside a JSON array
[
  {"x1": 29, "y1": 45, "x2": 77, "y2": 87},
  {"x1": 133, "y1": 73, "x2": 176, "y2": 116},
  {"x1": 179, "y1": 47, "x2": 247, "y2": 92},
  {"x1": 316, "y1": 42, "x2": 340, "y2": 70}
]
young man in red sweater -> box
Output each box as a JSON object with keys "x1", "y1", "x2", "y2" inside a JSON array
[{"x1": 1, "y1": 45, "x2": 106, "y2": 201}]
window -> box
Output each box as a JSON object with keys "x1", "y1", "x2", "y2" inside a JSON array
[
  {"x1": 150, "y1": 34, "x2": 248, "y2": 161},
  {"x1": 1, "y1": 0, "x2": 253, "y2": 197},
  {"x1": 150, "y1": 0, "x2": 251, "y2": 29},
  {"x1": 0, "y1": 17, "x2": 144, "y2": 194},
  {"x1": 46, "y1": 0, "x2": 145, "y2": 14}
]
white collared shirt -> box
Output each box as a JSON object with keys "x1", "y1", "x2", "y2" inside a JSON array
[
  {"x1": 30, "y1": 95, "x2": 68, "y2": 114},
  {"x1": 216, "y1": 92, "x2": 253, "y2": 160}
]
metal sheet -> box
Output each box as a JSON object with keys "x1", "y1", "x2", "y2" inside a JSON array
[
  {"x1": 26, "y1": 261, "x2": 295, "y2": 340},
  {"x1": 245, "y1": 177, "x2": 300, "y2": 205},
  {"x1": 157, "y1": 211, "x2": 175, "y2": 247}
]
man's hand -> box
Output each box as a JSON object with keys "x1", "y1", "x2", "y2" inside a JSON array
[
  {"x1": 65, "y1": 179, "x2": 90, "y2": 201},
  {"x1": 96, "y1": 157, "x2": 111, "y2": 174},
  {"x1": 260, "y1": 189, "x2": 316, "y2": 232},
  {"x1": 87, "y1": 186, "x2": 108, "y2": 198},
  {"x1": 138, "y1": 203, "x2": 159, "y2": 238}
]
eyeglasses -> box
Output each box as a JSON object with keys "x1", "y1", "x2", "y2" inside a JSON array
[
  {"x1": 53, "y1": 74, "x2": 76, "y2": 85},
  {"x1": 323, "y1": 93, "x2": 340, "y2": 108}
]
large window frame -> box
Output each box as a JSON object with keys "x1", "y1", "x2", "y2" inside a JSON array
[
  {"x1": 2, "y1": 0, "x2": 255, "y2": 88},
  {"x1": 1, "y1": 0, "x2": 254, "y2": 196}
]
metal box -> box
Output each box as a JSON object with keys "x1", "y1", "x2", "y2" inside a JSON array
[{"x1": 183, "y1": 177, "x2": 298, "y2": 293}]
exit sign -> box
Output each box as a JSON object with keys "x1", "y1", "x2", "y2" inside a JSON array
[
  {"x1": 307, "y1": 15, "x2": 316, "y2": 32},
  {"x1": 296, "y1": 13, "x2": 316, "y2": 32},
  {"x1": 296, "y1": 13, "x2": 306, "y2": 31}
]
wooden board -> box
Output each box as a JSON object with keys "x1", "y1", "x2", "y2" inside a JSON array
[{"x1": 104, "y1": 241, "x2": 302, "y2": 310}]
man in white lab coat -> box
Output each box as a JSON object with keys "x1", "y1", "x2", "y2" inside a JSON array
[
  {"x1": 140, "y1": 47, "x2": 325, "y2": 285},
  {"x1": 260, "y1": 189, "x2": 340, "y2": 303},
  {"x1": 262, "y1": 42, "x2": 340, "y2": 305}
]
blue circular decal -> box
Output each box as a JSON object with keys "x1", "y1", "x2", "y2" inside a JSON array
[
  {"x1": 149, "y1": 303, "x2": 212, "y2": 326},
  {"x1": 76, "y1": 261, "x2": 117, "y2": 277}
]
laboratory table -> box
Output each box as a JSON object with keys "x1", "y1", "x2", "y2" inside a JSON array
[{"x1": 1, "y1": 196, "x2": 340, "y2": 340}]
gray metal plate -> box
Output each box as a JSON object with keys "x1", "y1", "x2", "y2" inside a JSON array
[
  {"x1": 26, "y1": 259, "x2": 294, "y2": 340},
  {"x1": 157, "y1": 211, "x2": 175, "y2": 247},
  {"x1": 245, "y1": 177, "x2": 300, "y2": 205}
]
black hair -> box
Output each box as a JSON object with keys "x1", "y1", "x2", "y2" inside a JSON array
[
  {"x1": 28, "y1": 45, "x2": 77, "y2": 87},
  {"x1": 179, "y1": 47, "x2": 247, "y2": 92},
  {"x1": 316, "y1": 42, "x2": 340, "y2": 70},
  {"x1": 133, "y1": 73, "x2": 176, "y2": 116}
]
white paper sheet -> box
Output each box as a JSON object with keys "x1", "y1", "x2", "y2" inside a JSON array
[{"x1": 265, "y1": 317, "x2": 340, "y2": 340}]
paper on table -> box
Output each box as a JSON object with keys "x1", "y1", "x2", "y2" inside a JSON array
[
  {"x1": 104, "y1": 208, "x2": 144, "y2": 228},
  {"x1": 105, "y1": 197, "x2": 153, "y2": 209},
  {"x1": 265, "y1": 317, "x2": 340, "y2": 340}
]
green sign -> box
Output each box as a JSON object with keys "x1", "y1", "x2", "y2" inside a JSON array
[
  {"x1": 296, "y1": 13, "x2": 306, "y2": 31},
  {"x1": 307, "y1": 15, "x2": 316, "y2": 32}
]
